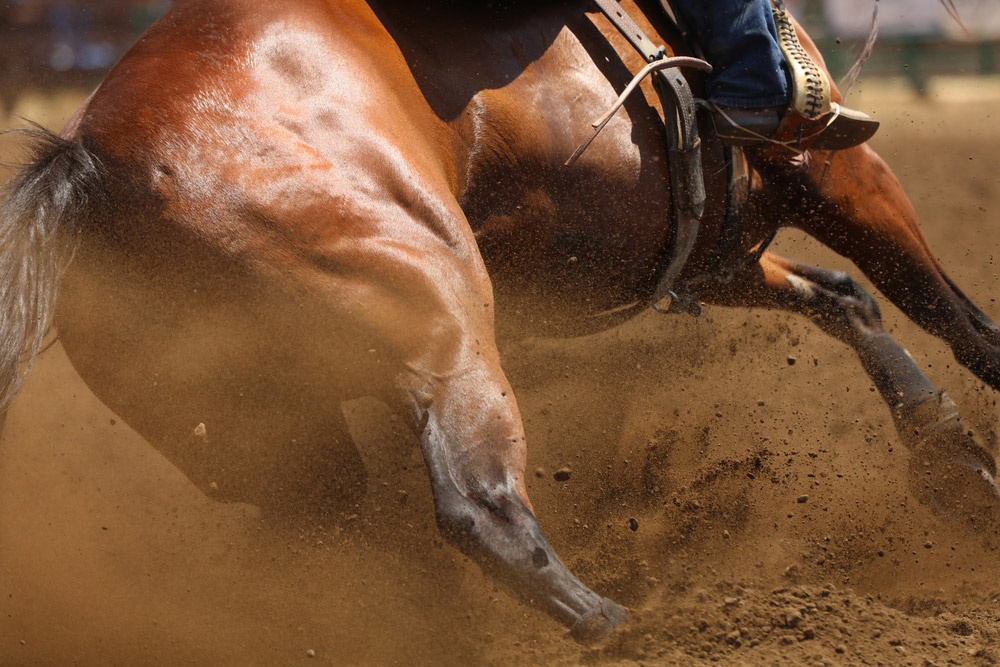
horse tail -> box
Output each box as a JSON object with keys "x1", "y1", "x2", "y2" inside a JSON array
[{"x1": 0, "y1": 126, "x2": 103, "y2": 410}]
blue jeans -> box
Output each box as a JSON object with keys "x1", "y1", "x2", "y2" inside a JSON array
[{"x1": 669, "y1": 0, "x2": 790, "y2": 108}]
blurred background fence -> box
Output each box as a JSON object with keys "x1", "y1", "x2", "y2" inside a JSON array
[
  {"x1": 0, "y1": 0, "x2": 172, "y2": 112},
  {"x1": 0, "y1": 0, "x2": 999, "y2": 110},
  {"x1": 791, "y1": 0, "x2": 1000, "y2": 92}
]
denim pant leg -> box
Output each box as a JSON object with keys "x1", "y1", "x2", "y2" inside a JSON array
[{"x1": 669, "y1": 0, "x2": 790, "y2": 108}]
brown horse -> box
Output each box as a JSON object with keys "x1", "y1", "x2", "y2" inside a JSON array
[{"x1": 2, "y1": 0, "x2": 998, "y2": 642}]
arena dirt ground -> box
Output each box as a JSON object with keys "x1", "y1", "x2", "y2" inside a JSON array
[{"x1": 1, "y1": 76, "x2": 1000, "y2": 666}]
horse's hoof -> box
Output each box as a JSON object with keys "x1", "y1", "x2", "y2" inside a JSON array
[
  {"x1": 907, "y1": 400, "x2": 1000, "y2": 523},
  {"x1": 569, "y1": 597, "x2": 627, "y2": 644},
  {"x1": 911, "y1": 449, "x2": 1000, "y2": 524}
]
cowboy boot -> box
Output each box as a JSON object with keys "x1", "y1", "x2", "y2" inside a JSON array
[{"x1": 712, "y1": 7, "x2": 879, "y2": 152}]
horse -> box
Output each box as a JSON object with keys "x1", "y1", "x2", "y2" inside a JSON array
[{"x1": 2, "y1": 0, "x2": 998, "y2": 642}]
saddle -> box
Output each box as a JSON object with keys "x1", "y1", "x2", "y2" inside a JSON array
[{"x1": 573, "y1": 0, "x2": 840, "y2": 317}]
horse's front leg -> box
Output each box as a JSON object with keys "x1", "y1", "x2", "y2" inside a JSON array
[
  {"x1": 763, "y1": 145, "x2": 1000, "y2": 391},
  {"x1": 700, "y1": 251, "x2": 1000, "y2": 521}
]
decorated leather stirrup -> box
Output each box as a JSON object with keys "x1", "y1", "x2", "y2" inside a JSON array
[
  {"x1": 762, "y1": 7, "x2": 833, "y2": 157},
  {"x1": 759, "y1": 7, "x2": 878, "y2": 159},
  {"x1": 775, "y1": 7, "x2": 831, "y2": 120}
]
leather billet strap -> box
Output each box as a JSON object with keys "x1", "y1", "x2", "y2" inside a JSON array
[
  {"x1": 649, "y1": 66, "x2": 704, "y2": 313},
  {"x1": 593, "y1": 0, "x2": 666, "y2": 62},
  {"x1": 694, "y1": 145, "x2": 750, "y2": 281},
  {"x1": 583, "y1": 0, "x2": 709, "y2": 315}
]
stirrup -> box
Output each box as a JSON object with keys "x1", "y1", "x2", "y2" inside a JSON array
[
  {"x1": 774, "y1": 7, "x2": 830, "y2": 120},
  {"x1": 761, "y1": 7, "x2": 879, "y2": 156}
]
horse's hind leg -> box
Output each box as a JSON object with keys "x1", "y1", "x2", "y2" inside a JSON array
[
  {"x1": 336, "y1": 203, "x2": 625, "y2": 640},
  {"x1": 700, "y1": 251, "x2": 1000, "y2": 521},
  {"x1": 391, "y1": 332, "x2": 625, "y2": 641},
  {"x1": 763, "y1": 145, "x2": 1000, "y2": 391}
]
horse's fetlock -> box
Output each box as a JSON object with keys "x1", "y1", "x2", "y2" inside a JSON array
[
  {"x1": 896, "y1": 390, "x2": 958, "y2": 434},
  {"x1": 899, "y1": 393, "x2": 998, "y2": 479}
]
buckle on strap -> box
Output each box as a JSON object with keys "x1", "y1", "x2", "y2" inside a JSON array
[{"x1": 592, "y1": 0, "x2": 668, "y2": 63}]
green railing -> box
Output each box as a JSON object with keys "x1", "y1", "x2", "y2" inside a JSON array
[{"x1": 817, "y1": 35, "x2": 1000, "y2": 92}]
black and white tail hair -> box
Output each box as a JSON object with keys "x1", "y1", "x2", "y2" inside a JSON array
[{"x1": 0, "y1": 126, "x2": 103, "y2": 410}]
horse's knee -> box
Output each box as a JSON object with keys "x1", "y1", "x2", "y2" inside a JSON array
[{"x1": 827, "y1": 273, "x2": 880, "y2": 321}]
